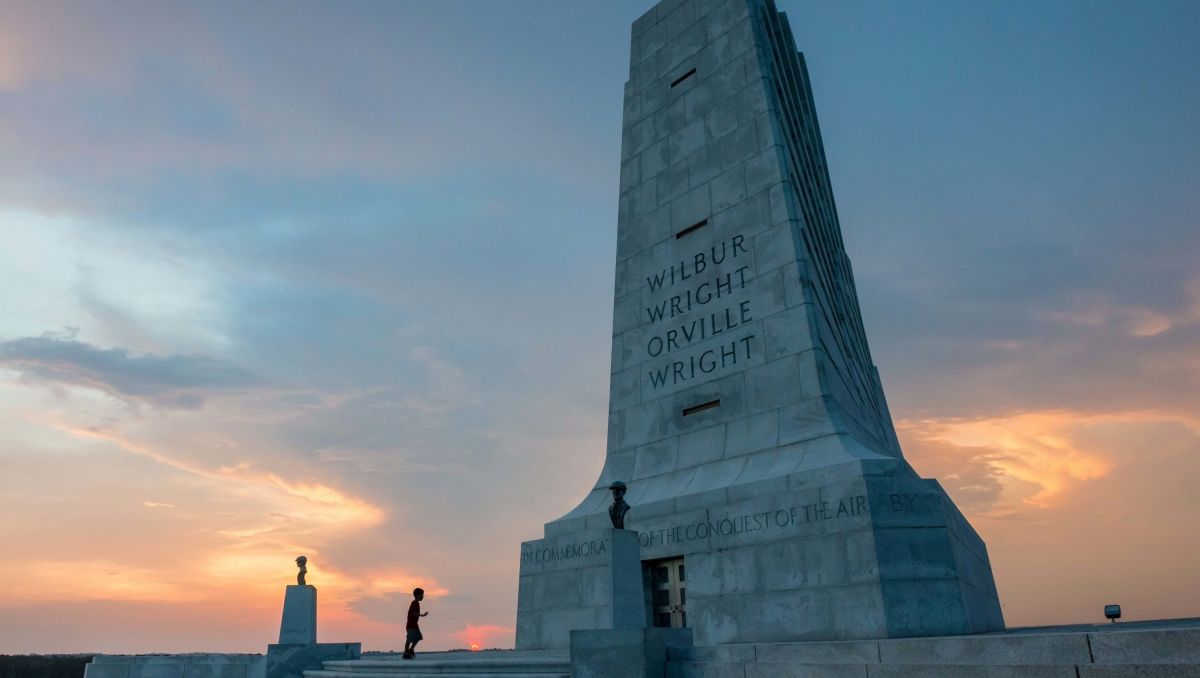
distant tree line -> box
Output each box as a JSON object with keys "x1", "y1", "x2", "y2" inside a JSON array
[{"x1": 0, "y1": 655, "x2": 93, "y2": 678}]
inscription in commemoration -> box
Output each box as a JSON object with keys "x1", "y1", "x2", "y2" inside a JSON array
[
  {"x1": 521, "y1": 539, "x2": 609, "y2": 566},
  {"x1": 644, "y1": 234, "x2": 755, "y2": 389},
  {"x1": 639, "y1": 494, "x2": 868, "y2": 548}
]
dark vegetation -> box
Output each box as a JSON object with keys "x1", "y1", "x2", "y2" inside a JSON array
[{"x1": 0, "y1": 656, "x2": 93, "y2": 678}]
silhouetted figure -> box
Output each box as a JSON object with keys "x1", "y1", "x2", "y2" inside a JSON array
[
  {"x1": 295, "y1": 555, "x2": 308, "y2": 586},
  {"x1": 402, "y1": 588, "x2": 429, "y2": 659},
  {"x1": 609, "y1": 481, "x2": 630, "y2": 529}
]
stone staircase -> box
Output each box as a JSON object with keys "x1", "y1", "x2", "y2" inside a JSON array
[
  {"x1": 666, "y1": 620, "x2": 1200, "y2": 678},
  {"x1": 301, "y1": 620, "x2": 1200, "y2": 677},
  {"x1": 303, "y1": 650, "x2": 570, "y2": 678}
]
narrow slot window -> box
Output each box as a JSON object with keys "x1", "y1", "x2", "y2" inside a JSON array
[
  {"x1": 670, "y1": 68, "x2": 697, "y2": 88},
  {"x1": 682, "y1": 399, "x2": 720, "y2": 417},
  {"x1": 675, "y1": 218, "x2": 708, "y2": 239}
]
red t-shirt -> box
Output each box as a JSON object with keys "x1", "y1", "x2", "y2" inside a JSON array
[{"x1": 406, "y1": 600, "x2": 421, "y2": 630}]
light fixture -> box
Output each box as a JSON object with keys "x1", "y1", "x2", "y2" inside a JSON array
[{"x1": 1104, "y1": 604, "x2": 1122, "y2": 623}]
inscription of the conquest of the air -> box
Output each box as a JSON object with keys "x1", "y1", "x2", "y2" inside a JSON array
[{"x1": 643, "y1": 234, "x2": 756, "y2": 390}]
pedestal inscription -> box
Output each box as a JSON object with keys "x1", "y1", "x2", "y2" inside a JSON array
[{"x1": 279, "y1": 585, "x2": 317, "y2": 645}]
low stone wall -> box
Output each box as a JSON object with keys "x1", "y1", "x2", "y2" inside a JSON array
[
  {"x1": 85, "y1": 643, "x2": 360, "y2": 678},
  {"x1": 85, "y1": 654, "x2": 266, "y2": 678}
]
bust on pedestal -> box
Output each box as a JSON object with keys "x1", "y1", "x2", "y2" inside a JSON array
[
  {"x1": 267, "y1": 556, "x2": 360, "y2": 678},
  {"x1": 569, "y1": 483, "x2": 692, "y2": 678}
]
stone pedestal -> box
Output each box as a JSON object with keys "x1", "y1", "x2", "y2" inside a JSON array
[
  {"x1": 610, "y1": 528, "x2": 648, "y2": 630},
  {"x1": 571, "y1": 628, "x2": 692, "y2": 678},
  {"x1": 264, "y1": 643, "x2": 360, "y2": 678},
  {"x1": 516, "y1": 527, "x2": 646, "y2": 649},
  {"x1": 279, "y1": 585, "x2": 317, "y2": 645}
]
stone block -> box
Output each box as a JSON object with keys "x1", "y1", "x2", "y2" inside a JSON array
[
  {"x1": 637, "y1": 468, "x2": 700, "y2": 506},
  {"x1": 634, "y1": 20, "x2": 668, "y2": 65},
  {"x1": 679, "y1": 423, "x2": 727, "y2": 467},
  {"x1": 778, "y1": 397, "x2": 838, "y2": 445},
  {"x1": 874, "y1": 527, "x2": 959, "y2": 581},
  {"x1": 703, "y1": 0, "x2": 750, "y2": 42},
  {"x1": 1079, "y1": 667, "x2": 1200, "y2": 677},
  {"x1": 636, "y1": 437, "x2": 681, "y2": 478},
  {"x1": 666, "y1": 22, "x2": 707, "y2": 71},
  {"x1": 1088, "y1": 628, "x2": 1200, "y2": 664},
  {"x1": 669, "y1": 118, "x2": 709, "y2": 163},
  {"x1": 573, "y1": 627, "x2": 693, "y2": 678},
  {"x1": 610, "y1": 529, "x2": 648, "y2": 628},
  {"x1": 278, "y1": 585, "x2": 316, "y2": 645},
  {"x1": 747, "y1": 665, "x2": 867, "y2": 678},
  {"x1": 658, "y1": 160, "x2": 692, "y2": 205},
  {"x1": 664, "y1": 1, "x2": 698, "y2": 42},
  {"x1": 710, "y1": 164, "x2": 747, "y2": 213},
  {"x1": 670, "y1": 182, "x2": 712, "y2": 231},
  {"x1": 866, "y1": 667, "x2": 1076, "y2": 678},
  {"x1": 745, "y1": 354, "x2": 802, "y2": 414},
  {"x1": 611, "y1": 364, "x2": 643, "y2": 411},
  {"x1": 884, "y1": 631, "x2": 1090, "y2": 666},
  {"x1": 728, "y1": 472, "x2": 788, "y2": 500},
  {"x1": 763, "y1": 305, "x2": 815, "y2": 362},
  {"x1": 755, "y1": 639, "x2": 881, "y2": 664},
  {"x1": 688, "y1": 144, "x2": 725, "y2": 189},
  {"x1": 632, "y1": 5, "x2": 658, "y2": 40},
  {"x1": 878, "y1": 577, "x2": 971, "y2": 638},
  {"x1": 184, "y1": 660, "x2": 249, "y2": 678},
  {"x1": 734, "y1": 447, "x2": 802, "y2": 487},
  {"x1": 748, "y1": 219, "x2": 796, "y2": 270},
  {"x1": 265, "y1": 643, "x2": 359, "y2": 678},
  {"x1": 643, "y1": 139, "x2": 671, "y2": 181},
  {"x1": 687, "y1": 546, "x2": 760, "y2": 596},
  {"x1": 720, "y1": 122, "x2": 760, "y2": 168},
  {"x1": 724, "y1": 409, "x2": 780, "y2": 458},
  {"x1": 655, "y1": 95, "x2": 689, "y2": 140},
  {"x1": 745, "y1": 145, "x2": 784, "y2": 197},
  {"x1": 673, "y1": 644, "x2": 755, "y2": 663},
  {"x1": 674, "y1": 663, "x2": 748, "y2": 678},
  {"x1": 685, "y1": 80, "x2": 717, "y2": 122},
  {"x1": 704, "y1": 98, "x2": 740, "y2": 141},
  {"x1": 756, "y1": 532, "x2": 848, "y2": 590}
]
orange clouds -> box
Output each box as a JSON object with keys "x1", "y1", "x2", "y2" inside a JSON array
[
  {"x1": 900, "y1": 411, "x2": 1115, "y2": 508},
  {"x1": 899, "y1": 407, "x2": 1200, "y2": 626}
]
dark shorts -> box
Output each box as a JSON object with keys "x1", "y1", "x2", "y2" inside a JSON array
[{"x1": 406, "y1": 628, "x2": 423, "y2": 643}]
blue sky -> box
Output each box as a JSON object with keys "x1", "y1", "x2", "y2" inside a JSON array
[{"x1": 0, "y1": 0, "x2": 1197, "y2": 653}]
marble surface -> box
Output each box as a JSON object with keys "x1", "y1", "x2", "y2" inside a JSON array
[{"x1": 279, "y1": 585, "x2": 317, "y2": 645}]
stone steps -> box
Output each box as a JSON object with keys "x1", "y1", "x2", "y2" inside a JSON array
[
  {"x1": 666, "y1": 624, "x2": 1200, "y2": 678},
  {"x1": 308, "y1": 673, "x2": 568, "y2": 678},
  {"x1": 671, "y1": 662, "x2": 1200, "y2": 677},
  {"x1": 305, "y1": 652, "x2": 569, "y2": 677}
]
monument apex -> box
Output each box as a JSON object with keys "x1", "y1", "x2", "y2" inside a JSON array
[{"x1": 515, "y1": 0, "x2": 1004, "y2": 650}]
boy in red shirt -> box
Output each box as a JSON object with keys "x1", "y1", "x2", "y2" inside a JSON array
[{"x1": 402, "y1": 588, "x2": 428, "y2": 659}]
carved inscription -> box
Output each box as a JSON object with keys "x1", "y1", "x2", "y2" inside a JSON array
[
  {"x1": 643, "y1": 234, "x2": 756, "y2": 390},
  {"x1": 639, "y1": 495, "x2": 869, "y2": 548},
  {"x1": 521, "y1": 539, "x2": 608, "y2": 566}
]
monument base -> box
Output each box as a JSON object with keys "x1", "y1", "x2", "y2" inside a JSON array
[
  {"x1": 265, "y1": 643, "x2": 360, "y2": 678},
  {"x1": 279, "y1": 585, "x2": 317, "y2": 645},
  {"x1": 517, "y1": 449, "x2": 1004, "y2": 649},
  {"x1": 571, "y1": 628, "x2": 692, "y2": 678}
]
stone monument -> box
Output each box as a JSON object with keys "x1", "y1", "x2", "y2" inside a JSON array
[
  {"x1": 516, "y1": 0, "x2": 1004, "y2": 651},
  {"x1": 279, "y1": 556, "x2": 316, "y2": 645},
  {"x1": 266, "y1": 557, "x2": 361, "y2": 678}
]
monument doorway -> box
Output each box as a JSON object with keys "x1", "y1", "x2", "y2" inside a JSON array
[{"x1": 648, "y1": 558, "x2": 687, "y2": 628}]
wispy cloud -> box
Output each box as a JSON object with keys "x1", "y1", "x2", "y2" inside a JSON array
[{"x1": 0, "y1": 330, "x2": 260, "y2": 409}]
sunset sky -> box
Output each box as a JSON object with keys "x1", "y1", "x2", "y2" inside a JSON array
[{"x1": 1, "y1": 0, "x2": 1198, "y2": 654}]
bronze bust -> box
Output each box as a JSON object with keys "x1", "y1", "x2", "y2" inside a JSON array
[
  {"x1": 608, "y1": 481, "x2": 630, "y2": 529},
  {"x1": 295, "y1": 555, "x2": 308, "y2": 585}
]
